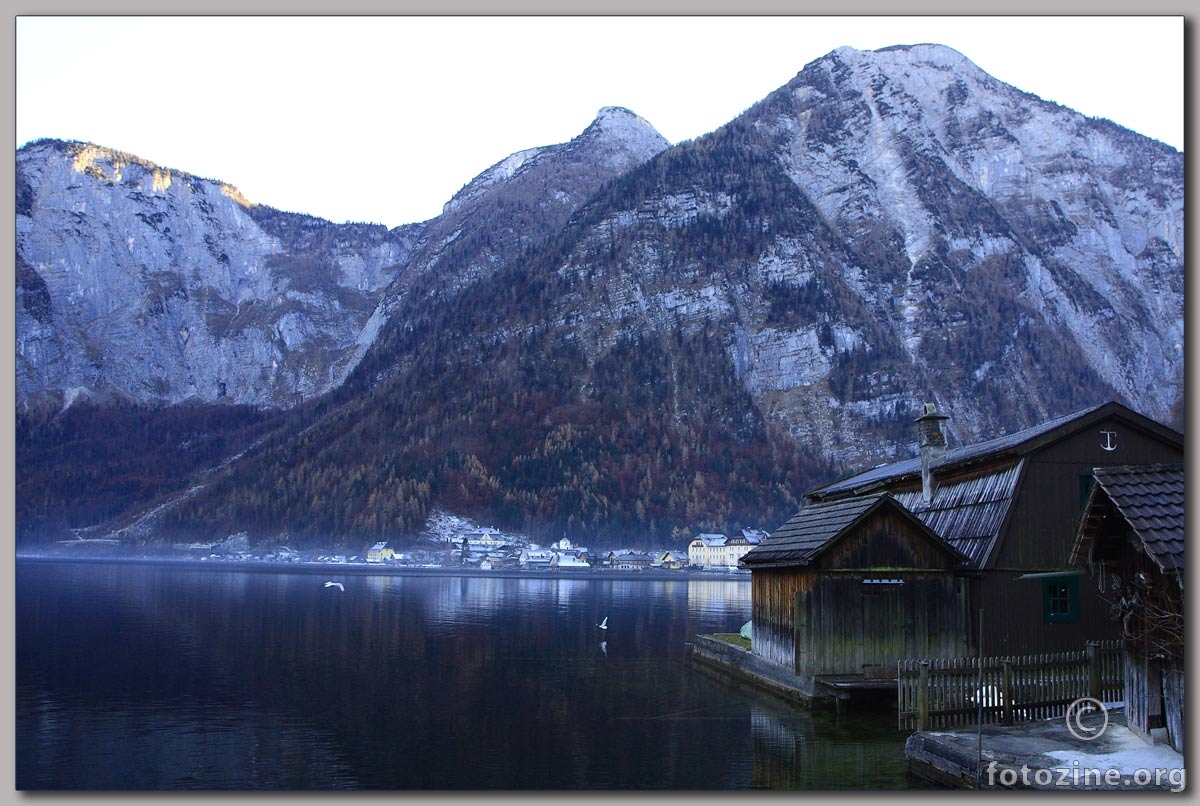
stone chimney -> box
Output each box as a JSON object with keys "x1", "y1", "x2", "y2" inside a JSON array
[{"x1": 916, "y1": 402, "x2": 949, "y2": 503}]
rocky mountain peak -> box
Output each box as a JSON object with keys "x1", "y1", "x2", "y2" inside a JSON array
[
  {"x1": 442, "y1": 107, "x2": 668, "y2": 216},
  {"x1": 16, "y1": 46, "x2": 1183, "y2": 548},
  {"x1": 583, "y1": 105, "x2": 671, "y2": 148}
]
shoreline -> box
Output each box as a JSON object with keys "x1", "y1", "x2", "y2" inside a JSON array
[{"x1": 14, "y1": 553, "x2": 751, "y2": 582}]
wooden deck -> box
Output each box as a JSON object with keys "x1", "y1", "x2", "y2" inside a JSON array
[{"x1": 814, "y1": 674, "x2": 897, "y2": 712}]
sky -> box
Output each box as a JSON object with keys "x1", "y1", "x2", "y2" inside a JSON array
[{"x1": 16, "y1": 15, "x2": 1184, "y2": 228}]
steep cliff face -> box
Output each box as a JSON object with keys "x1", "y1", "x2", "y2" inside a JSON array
[
  {"x1": 15, "y1": 108, "x2": 671, "y2": 413},
  {"x1": 342, "y1": 106, "x2": 671, "y2": 386},
  {"x1": 16, "y1": 139, "x2": 420, "y2": 409},
  {"x1": 744, "y1": 44, "x2": 1183, "y2": 448},
  {"x1": 419, "y1": 43, "x2": 1180, "y2": 467},
  {"x1": 349, "y1": 44, "x2": 1181, "y2": 474}
]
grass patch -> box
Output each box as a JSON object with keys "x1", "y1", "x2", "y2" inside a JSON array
[{"x1": 708, "y1": 633, "x2": 751, "y2": 650}]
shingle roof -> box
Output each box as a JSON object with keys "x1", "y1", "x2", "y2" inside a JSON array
[
  {"x1": 1087, "y1": 463, "x2": 1185, "y2": 574},
  {"x1": 808, "y1": 401, "x2": 1179, "y2": 500},
  {"x1": 891, "y1": 461, "x2": 1023, "y2": 567},
  {"x1": 742, "y1": 495, "x2": 887, "y2": 566},
  {"x1": 743, "y1": 493, "x2": 966, "y2": 568}
]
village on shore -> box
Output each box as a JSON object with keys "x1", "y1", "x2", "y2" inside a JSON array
[
  {"x1": 186, "y1": 526, "x2": 769, "y2": 573},
  {"x1": 33, "y1": 524, "x2": 770, "y2": 575}
]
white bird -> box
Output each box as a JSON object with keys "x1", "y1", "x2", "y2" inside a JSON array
[
  {"x1": 597, "y1": 616, "x2": 608, "y2": 630},
  {"x1": 324, "y1": 581, "x2": 344, "y2": 591}
]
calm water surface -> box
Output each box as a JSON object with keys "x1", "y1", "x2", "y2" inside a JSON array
[{"x1": 16, "y1": 560, "x2": 916, "y2": 790}]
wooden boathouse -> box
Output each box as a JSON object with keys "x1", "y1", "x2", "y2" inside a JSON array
[
  {"x1": 736, "y1": 401, "x2": 1183, "y2": 707},
  {"x1": 742, "y1": 493, "x2": 972, "y2": 704},
  {"x1": 1072, "y1": 463, "x2": 1184, "y2": 752}
]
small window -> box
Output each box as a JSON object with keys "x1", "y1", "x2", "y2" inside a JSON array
[
  {"x1": 1047, "y1": 584, "x2": 1071, "y2": 613},
  {"x1": 1042, "y1": 577, "x2": 1080, "y2": 624}
]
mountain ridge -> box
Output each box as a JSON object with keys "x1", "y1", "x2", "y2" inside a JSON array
[{"x1": 15, "y1": 45, "x2": 1184, "y2": 548}]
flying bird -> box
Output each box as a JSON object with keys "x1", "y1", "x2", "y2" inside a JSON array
[
  {"x1": 324, "y1": 581, "x2": 345, "y2": 591},
  {"x1": 597, "y1": 616, "x2": 608, "y2": 630}
]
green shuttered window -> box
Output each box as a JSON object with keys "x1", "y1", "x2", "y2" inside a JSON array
[{"x1": 1042, "y1": 576, "x2": 1080, "y2": 623}]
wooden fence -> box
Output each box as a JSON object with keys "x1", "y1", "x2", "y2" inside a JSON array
[{"x1": 898, "y1": 640, "x2": 1123, "y2": 731}]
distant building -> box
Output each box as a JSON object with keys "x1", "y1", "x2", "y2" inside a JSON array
[
  {"x1": 520, "y1": 549, "x2": 554, "y2": 570},
  {"x1": 688, "y1": 532, "x2": 759, "y2": 569},
  {"x1": 480, "y1": 553, "x2": 513, "y2": 571},
  {"x1": 552, "y1": 551, "x2": 591, "y2": 570},
  {"x1": 367, "y1": 542, "x2": 396, "y2": 563},
  {"x1": 608, "y1": 550, "x2": 653, "y2": 571},
  {"x1": 460, "y1": 529, "x2": 509, "y2": 551},
  {"x1": 655, "y1": 550, "x2": 690, "y2": 570},
  {"x1": 552, "y1": 537, "x2": 589, "y2": 559}
]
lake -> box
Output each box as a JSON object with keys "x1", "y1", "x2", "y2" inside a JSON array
[{"x1": 16, "y1": 559, "x2": 920, "y2": 790}]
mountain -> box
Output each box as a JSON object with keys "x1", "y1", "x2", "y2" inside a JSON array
[
  {"x1": 15, "y1": 108, "x2": 670, "y2": 413},
  {"x1": 16, "y1": 139, "x2": 425, "y2": 409},
  {"x1": 15, "y1": 45, "x2": 1183, "y2": 548}
]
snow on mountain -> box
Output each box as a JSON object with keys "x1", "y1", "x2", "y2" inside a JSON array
[
  {"x1": 16, "y1": 106, "x2": 670, "y2": 411},
  {"x1": 15, "y1": 47, "x2": 1184, "y2": 545}
]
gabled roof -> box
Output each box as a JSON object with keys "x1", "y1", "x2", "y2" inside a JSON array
[
  {"x1": 808, "y1": 401, "x2": 1181, "y2": 501},
  {"x1": 741, "y1": 493, "x2": 967, "y2": 568},
  {"x1": 890, "y1": 461, "x2": 1023, "y2": 567},
  {"x1": 1073, "y1": 463, "x2": 1184, "y2": 574}
]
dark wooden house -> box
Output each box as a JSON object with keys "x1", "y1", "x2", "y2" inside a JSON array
[
  {"x1": 1072, "y1": 463, "x2": 1184, "y2": 753},
  {"x1": 741, "y1": 401, "x2": 1183, "y2": 702},
  {"x1": 745, "y1": 494, "x2": 971, "y2": 690}
]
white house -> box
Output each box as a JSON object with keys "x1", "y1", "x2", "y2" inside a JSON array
[
  {"x1": 460, "y1": 529, "x2": 509, "y2": 551},
  {"x1": 520, "y1": 549, "x2": 554, "y2": 570},
  {"x1": 687, "y1": 532, "x2": 762, "y2": 569},
  {"x1": 367, "y1": 542, "x2": 396, "y2": 563},
  {"x1": 552, "y1": 552, "x2": 591, "y2": 570}
]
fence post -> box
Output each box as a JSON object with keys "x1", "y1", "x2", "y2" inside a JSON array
[
  {"x1": 1087, "y1": 641, "x2": 1100, "y2": 702},
  {"x1": 1001, "y1": 659, "x2": 1014, "y2": 726},
  {"x1": 917, "y1": 660, "x2": 930, "y2": 731}
]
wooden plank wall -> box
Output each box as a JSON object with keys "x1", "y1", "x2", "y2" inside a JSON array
[
  {"x1": 750, "y1": 569, "x2": 808, "y2": 670},
  {"x1": 1124, "y1": 650, "x2": 1165, "y2": 741},
  {"x1": 1163, "y1": 666, "x2": 1184, "y2": 754},
  {"x1": 802, "y1": 574, "x2": 968, "y2": 677}
]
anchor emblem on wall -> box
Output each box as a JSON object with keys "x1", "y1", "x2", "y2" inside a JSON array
[{"x1": 1100, "y1": 430, "x2": 1118, "y2": 451}]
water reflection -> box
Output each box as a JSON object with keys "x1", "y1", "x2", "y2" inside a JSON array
[
  {"x1": 17, "y1": 562, "x2": 911, "y2": 790},
  {"x1": 750, "y1": 706, "x2": 931, "y2": 790},
  {"x1": 687, "y1": 578, "x2": 752, "y2": 618}
]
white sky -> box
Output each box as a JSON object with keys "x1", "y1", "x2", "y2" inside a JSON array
[{"x1": 15, "y1": 15, "x2": 1184, "y2": 228}]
